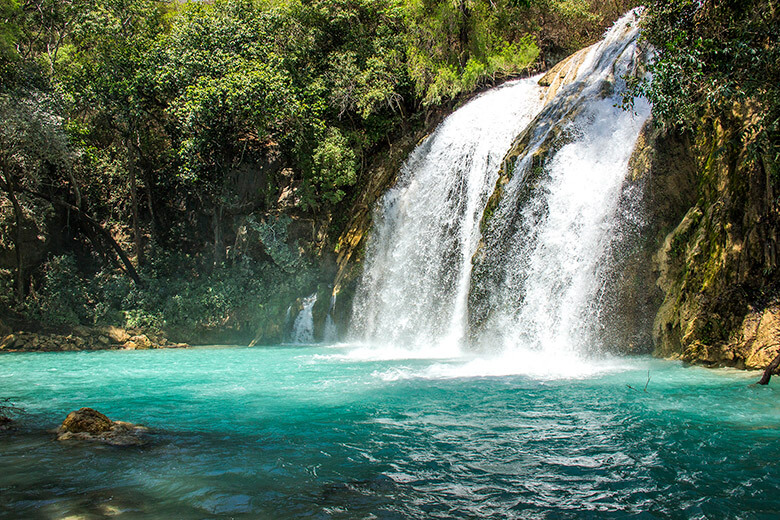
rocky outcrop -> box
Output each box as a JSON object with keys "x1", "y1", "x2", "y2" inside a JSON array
[
  {"x1": 0, "y1": 325, "x2": 187, "y2": 353},
  {"x1": 627, "y1": 102, "x2": 780, "y2": 368},
  {"x1": 56, "y1": 408, "x2": 148, "y2": 446},
  {"x1": 537, "y1": 43, "x2": 597, "y2": 104}
]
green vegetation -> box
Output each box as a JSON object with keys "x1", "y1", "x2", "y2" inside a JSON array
[
  {"x1": 0, "y1": 0, "x2": 631, "y2": 342},
  {"x1": 637, "y1": 0, "x2": 779, "y2": 167}
]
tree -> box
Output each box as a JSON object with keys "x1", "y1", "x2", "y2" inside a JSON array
[
  {"x1": 58, "y1": 0, "x2": 170, "y2": 266},
  {"x1": 638, "y1": 0, "x2": 779, "y2": 165},
  {"x1": 0, "y1": 94, "x2": 68, "y2": 300}
]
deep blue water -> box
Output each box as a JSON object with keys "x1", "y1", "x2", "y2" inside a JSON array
[{"x1": 1, "y1": 345, "x2": 779, "y2": 519}]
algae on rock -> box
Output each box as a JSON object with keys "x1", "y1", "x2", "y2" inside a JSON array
[{"x1": 645, "y1": 104, "x2": 780, "y2": 368}]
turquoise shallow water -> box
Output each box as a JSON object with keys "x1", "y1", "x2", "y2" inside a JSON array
[{"x1": 1, "y1": 345, "x2": 779, "y2": 519}]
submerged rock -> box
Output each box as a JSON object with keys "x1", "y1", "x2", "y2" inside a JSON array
[
  {"x1": 0, "y1": 416, "x2": 13, "y2": 431},
  {"x1": 56, "y1": 408, "x2": 148, "y2": 446}
]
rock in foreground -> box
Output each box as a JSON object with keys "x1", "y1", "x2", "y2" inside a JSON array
[
  {"x1": 0, "y1": 416, "x2": 13, "y2": 431},
  {"x1": 56, "y1": 408, "x2": 148, "y2": 446}
]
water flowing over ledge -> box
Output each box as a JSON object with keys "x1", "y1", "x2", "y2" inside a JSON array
[
  {"x1": 347, "y1": 10, "x2": 651, "y2": 376},
  {"x1": 348, "y1": 77, "x2": 546, "y2": 354}
]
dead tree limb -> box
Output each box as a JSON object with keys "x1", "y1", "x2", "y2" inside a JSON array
[
  {"x1": 758, "y1": 352, "x2": 780, "y2": 385},
  {"x1": 21, "y1": 188, "x2": 142, "y2": 286}
]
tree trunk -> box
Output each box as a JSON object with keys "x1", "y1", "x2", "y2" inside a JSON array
[
  {"x1": 21, "y1": 188, "x2": 142, "y2": 286},
  {"x1": 758, "y1": 352, "x2": 780, "y2": 385},
  {"x1": 1, "y1": 170, "x2": 25, "y2": 301},
  {"x1": 458, "y1": 0, "x2": 470, "y2": 68},
  {"x1": 127, "y1": 135, "x2": 144, "y2": 266},
  {"x1": 213, "y1": 205, "x2": 225, "y2": 265},
  {"x1": 144, "y1": 170, "x2": 158, "y2": 240}
]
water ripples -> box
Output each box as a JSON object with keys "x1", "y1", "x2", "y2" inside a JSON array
[{"x1": 1, "y1": 347, "x2": 779, "y2": 518}]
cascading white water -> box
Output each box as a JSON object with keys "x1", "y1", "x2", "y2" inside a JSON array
[
  {"x1": 472, "y1": 11, "x2": 650, "y2": 363},
  {"x1": 350, "y1": 10, "x2": 650, "y2": 366},
  {"x1": 323, "y1": 294, "x2": 338, "y2": 343},
  {"x1": 349, "y1": 78, "x2": 545, "y2": 354},
  {"x1": 291, "y1": 293, "x2": 317, "y2": 344}
]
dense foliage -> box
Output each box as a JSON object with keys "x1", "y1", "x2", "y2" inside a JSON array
[
  {"x1": 0, "y1": 0, "x2": 630, "y2": 340},
  {"x1": 638, "y1": 0, "x2": 779, "y2": 167}
]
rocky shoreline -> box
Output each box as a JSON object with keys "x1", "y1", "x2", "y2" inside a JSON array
[{"x1": 0, "y1": 324, "x2": 188, "y2": 353}]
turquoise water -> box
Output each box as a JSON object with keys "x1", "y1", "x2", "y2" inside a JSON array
[{"x1": 1, "y1": 345, "x2": 779, "y2": 519}]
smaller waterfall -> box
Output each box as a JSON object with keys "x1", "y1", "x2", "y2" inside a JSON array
[
  {"x1": 323, "y1": 294, "x2": 338, "y2": 343},
  {"x1": 291, "y1": 294, "x2": 317, "y2": 344}
]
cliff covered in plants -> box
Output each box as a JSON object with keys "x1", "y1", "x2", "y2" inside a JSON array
[
  {"x1": 635, "y1": 0, "x2": 779, "y2": 368},
  {"x1": 464, "y1": 0, "x2": 779, "y2": 370}
]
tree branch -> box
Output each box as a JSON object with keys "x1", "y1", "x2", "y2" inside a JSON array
[
  {"x1": 758, "y1": 351, "x2": 780, "y2": 385},
  {"x1": 20, "y1": 188, "x2": 142, "y2": 286}
]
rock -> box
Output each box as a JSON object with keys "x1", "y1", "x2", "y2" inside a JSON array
[
  {"x1": 60, "y1": 408, "x2": 113, "y2": 434},
  {"x1": 0, "y1": 327, "x2": 187, "y2": 353},
  {"x1": 537, "y1": 42, "x2": 597, "y2": 103},
  {"x1": 0, "y1": 416, "x2": 13, "y2": 431},
  {"x1": 74, "y1": 325, "x2": 92, "y2": 335},
  {"x1": 0, "y1": 333, "x2": 15, "y2": 350},
  {"x1": 105, "y1": 326, "x2": 130, "y2": 344},
  {"x1": 56, "y1": 408, "x2": 148, "y2": 446},
  {"x1": 128, "y1": 334, "x2": 152, "y2": 350}
]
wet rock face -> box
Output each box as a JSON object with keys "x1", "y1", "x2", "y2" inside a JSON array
[
  {"x1": 678, "y1": 302, "x2": 780, "y2": 369},
  {"x1": 640, "y1": 103, "x2": 780, "y2": 369},
  {"x1": 56, "y1": 408, "x2": 148, "y2": 446}
]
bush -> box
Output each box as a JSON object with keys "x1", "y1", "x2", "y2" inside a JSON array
[{"x1": 32, "y1": 255, "x2": 91, "y2": 327}]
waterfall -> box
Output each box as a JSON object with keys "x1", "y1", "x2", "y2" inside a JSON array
[
  {"x1": 470, "y1": 10, "x2": 649, "y2": 360},
  {"x1": 350, "y1": 10, "x2": 650, "y2": 360},
  {"x1": 291, "y1": 293, "x2": 317, "y2": 344},
  {"x1": 349, "y1": 78, "x2": 545, "y2": 353},
  {"x1": 323, "y1": 294, "x2": 338, "y2": 344}
]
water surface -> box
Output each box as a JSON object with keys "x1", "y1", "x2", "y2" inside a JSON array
[{"x1": 1, "y1": 345, "x2": 778, "y2": 519}]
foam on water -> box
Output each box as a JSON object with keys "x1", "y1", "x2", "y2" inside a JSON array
[{"x1": 372, "y1": 352, "x2": 633, "y2": 382}]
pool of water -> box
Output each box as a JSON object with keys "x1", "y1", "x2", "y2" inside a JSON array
[{"x1": 1, "y1": 345, "x2": 779, "y2": 519}]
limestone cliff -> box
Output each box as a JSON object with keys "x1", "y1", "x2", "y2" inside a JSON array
[{"x1": 639, "y1": 106, "x2": 780, "y2": 369}]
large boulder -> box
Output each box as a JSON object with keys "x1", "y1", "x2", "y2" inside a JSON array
[
  {"x1": 56, "y1": 408, "x2": 148, "y2": 446},
  {"x1": 59, "y1": 407, "x2": 112, "y2": 434}
]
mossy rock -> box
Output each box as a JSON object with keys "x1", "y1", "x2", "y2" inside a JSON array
[{"x1": 59, "y1": 408, "x2": 112, "y2": 434}]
